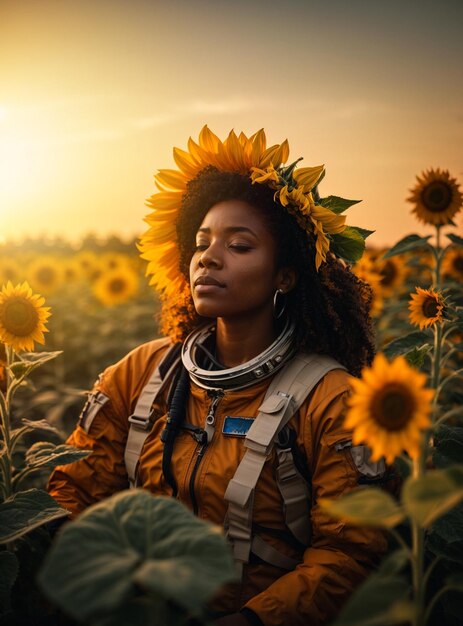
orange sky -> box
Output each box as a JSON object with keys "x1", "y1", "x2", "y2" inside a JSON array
[{"x1": 1, "y1": 0, "x2": 462, "y2": 247}]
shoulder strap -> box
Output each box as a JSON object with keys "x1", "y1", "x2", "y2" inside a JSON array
[
  {"x1": 124, "y1": 339, "x2": 182, "y2": 486},
  {"x1": 224, "y1": 353, "x2": 345, "y2": 573}
]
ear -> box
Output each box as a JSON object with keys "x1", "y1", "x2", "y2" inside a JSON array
[{"x1": 276, "y1": 266, "x2": 297, "y2": 294}]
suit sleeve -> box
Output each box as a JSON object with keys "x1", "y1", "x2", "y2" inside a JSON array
[
  {"x1": 47, "y1": 338, "x2": 172, "y2": 518},
  {"x1": 242, "y1": 380, "x2": 388, "y2": 626},
  {"x1": 47, "y1": 363, "x2": 131, "y2": 518}
]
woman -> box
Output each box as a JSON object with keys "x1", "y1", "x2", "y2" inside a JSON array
[{"x1": 48, "y1": 127, "x2": 387, "y2": 626}]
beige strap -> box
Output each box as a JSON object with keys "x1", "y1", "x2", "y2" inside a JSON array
[
  {"x1": 124, "y1": 339, "x2": 180, "y2": 486},
  {"x1": 225, "y1": 353, "x2": 345, "y2": 569},
  {"x1": 79, "y1": 391, "x2": 110, "y2": 432},
  {"x1": 275, "y1": 446, "x2": 311, "y2": 546},
  {"x1": 251, "y1": 535, "x2": 299, "y2": 571}
]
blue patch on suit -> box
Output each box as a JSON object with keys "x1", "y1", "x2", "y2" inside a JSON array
[{"x1": 222, "y1": 416, "x2": 254, "y2": 437}]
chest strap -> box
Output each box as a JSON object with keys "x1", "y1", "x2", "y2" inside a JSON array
[
  {"x1": 124, "y1": 339, "x2": 181, "y2": 486},
  {"x1": 224, "y1": 353, "x2": 345, "y2": 573}
]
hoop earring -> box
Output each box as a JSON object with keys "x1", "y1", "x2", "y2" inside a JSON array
[{"x1": 273, "y1": 289, "x2": 287, "y2": 320}]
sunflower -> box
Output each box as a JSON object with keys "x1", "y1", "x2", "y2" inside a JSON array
[
  {"x1": 352, "y1": 256, "x2": 384, "y2": 316},
  {"x1": 62, "y1": 257, "x2": 82, "y2": 284},
  {"x1": 139, "y1": 125, "x2": 349, "y2": 299},
  {"x1": 27, "y1": 256, "x2": 62, "y2": 295},
  {"x1": 100, "y1": 252, "x2": 135, "y2": 272},
  {"x1": 0, "y1": 282, "x2": 51, "y2": 352},
  {"x1": 92, "y1": 266, "x2": 139, "y2": 306},
  {"x1": 0, "y1": 257, "x2": 23, "y2": 285},
  {"x1": 408, "y1": 168, "x2": 462, "y2": 226},
  {"x1": 442, "y1": 247, "x2": 463, "y2": 283},
  {"x1": 377, "y1": 256, "x2": 408, "y2": 296},
  {"x1": 408, "y1": 287, "x2": 445, "y2": 329},
  {"x1": 345, "y1": 353, "x2": 433, "y2": 463},
  {"x1": 74, "y1": 251, "x2": 99, "y2": 280}
]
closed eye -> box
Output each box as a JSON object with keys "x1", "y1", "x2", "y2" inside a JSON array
[{"x1": 229, "y1": 244, "x2": 252, "y2": 252}]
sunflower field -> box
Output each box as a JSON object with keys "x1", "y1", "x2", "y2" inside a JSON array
[{"x1": 1, "y1": 168, "x2": 463, "y2": 625}]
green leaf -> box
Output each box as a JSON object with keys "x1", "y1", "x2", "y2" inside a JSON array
[
  {"x1": 349, "y1": 226, "x2": 375, "y2": 240},
  {"x1": 0, "y1": 551, "x2": 19, "y2": 614},
  {"x1": 445, "y1": 572, "x2": 463, "y2": 588},
  {"x1": 331, "y1": 227, "x2": 366, "y2": 263},
  {"x1": 96, "y1": 597, "x2": 188, "y2": 626},
  {"x1": 383, "y1": 331, "x2": 429, "y2": 358},
  {"x1": 433, "y1": 426, "x2": 463, "y2": 468},
  {"x1": 20, "y1": 418, "x2": 61, "y2": 436},
  {"x1": 25, "y1": 442, "x2": 91, "y2": 469},
  {"x1": 405, "y1": 344, "x2": 432, "y2": 368},
  {"x1": 38, "y1": 490, "x2": 236, "y2": 622},
  {"x1": 446, "y1": 233, "x2": 463, "y2": 247},
  {"x1": 382, "y1": 234, "x2": 432, "y2": 259},
  {"x1": 11, "y1": 351, "x2": 62, "y2": 377},
  {"x1": 0, "y1": 489, "x2": 69, "y2": 543},
  {"x1": 320, "y1": 488, "x2": 405, "y2": 528},
  {"x1": 402, "y1": 466, "x2": 463, "y2": 528},
  {"x1": 376, "y1": 549, "x2": 410, "y2": 576},
  {"x1": 319, "y1": 195, "x2": 361, "y2": 214},
  {"x1": 428, "y1": 504, "x2": 463, "y2": 564},
  {"x1": 332, "y1": 571, "x2": 413, "y2": 626}
]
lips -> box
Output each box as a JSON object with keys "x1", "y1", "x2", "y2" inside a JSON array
[{"x1": 194, "y1": 275, "x2": 225, "y2": 288}]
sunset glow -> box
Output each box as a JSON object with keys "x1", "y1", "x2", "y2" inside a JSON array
[{"x1": 1, "y1": 0, "x2": 462, "y2": 246}]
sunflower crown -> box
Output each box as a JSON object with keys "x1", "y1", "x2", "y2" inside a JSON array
[{"x1": 139, "y1": 126, "x2": 372, "y2": 298}]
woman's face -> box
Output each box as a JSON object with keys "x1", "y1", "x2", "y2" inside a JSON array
[{"x1": 189, "y1": 199, "x2": 293, "y2": 321}]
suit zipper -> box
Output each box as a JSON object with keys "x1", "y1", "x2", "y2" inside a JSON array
[{"x1": 189, "y1": 389, "x2": 223, "y2": 515}]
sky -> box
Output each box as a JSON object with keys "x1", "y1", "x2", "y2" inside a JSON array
[{"x1": 0, "y1": 0, "x2": 462, "y2": 247}]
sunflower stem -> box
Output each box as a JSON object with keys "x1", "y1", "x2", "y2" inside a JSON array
[
  {"x1": 411, "y1": 456, "x2": 425, "y2": 626},
  {"x1": 434, "y1": 226, "x2": 442, "y2": 290},
  {"x1": 0, "y1": 347, "x2": 14, "y2": 500},
  {"x1": 433, "y1": 405, "x2": 463, "y2": 429},
  {"x1": 435, "y1": 367, "x2": 463, "y2": 401}
]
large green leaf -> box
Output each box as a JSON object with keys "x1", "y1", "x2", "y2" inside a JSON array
[
  {"x1": 320, "y1": 488, "x2": 405, "y2": 528},
  {"x1": 382, "y1": 234, "x2": 432, "y2": 259},
  {"x1": 433, "y1": 426, "x2": 463, "y2": 468},
  {"x1": 428, "y1": 504, "x2": 463, "y2": 564},
  {"x1": 0, "y1": 489, "x2": 69, "y2": 543},
  {"x1": 38, "y1": 490, "x2": 235, "y2": 622},
  {"x1": 404, "y1": 344, "x2": 432, "y2": 368},
  {"x1": 0, "y1": 551, "x2": 19, "y2": 614},
  {"x1": 9, "y1": 351, "x2": 62, "y2": 378},
  {"x1": 21, "y1": 418, "x2": 61, "y2": 436},
  {"x1": 331, "y1": 227, "x2": 366, "y2": 263},
  {"x1": 350, "y1": 226, "x2": 375, "y2": 240},
  {"x1": 332, "y1": 568, "x2": 412, "y2": 626},
  {"x1": 318, "y1": 195, "x2": 361, "y2": 214},
  {"x1": 402, "y1": 466, "x2": 463, "y2": 527},
  {"x1": 96, "y1": 597, "x2": 188, "y2": 626},
  {"x1": 383, "y1": 331, "x2": 429, "y2": 358},
  {"x1": 25, "y1": 442, "x2": 91, "y2": 469}
]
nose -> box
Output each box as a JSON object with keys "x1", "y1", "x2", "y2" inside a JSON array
[{"x1": 198, "y1": 243, "x2": 222, "y2": 269}]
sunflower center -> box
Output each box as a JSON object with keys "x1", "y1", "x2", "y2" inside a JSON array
[
  {"x1": 4, "y1": 268, "x2": 18, "y2": 280},
  {"x1": 36, "y1": 267, "x2": 56, "y2": 285},
  {"x1": 1, "y1": 298, "x2": 39, "y2": 337},
  {"x1": 421, "y1": 182, "x2": 452, "y2": 213},
  {"x1": 108, "y1": 278, "x2": 126, "y2": 294},
  {"x1": 380, "y1": 260, "x2": 397, "y2": 286},
  {"x1": 422, "y1": 297, "x2": 439, "y2": 319},
  {"x1": 453, "y1": 257, "x2": 463, "y2": 274},
  {"x1": 371, "y1": 382, "x2": 415, "y2": 431}
]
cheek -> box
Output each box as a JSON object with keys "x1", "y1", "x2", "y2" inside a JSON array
[{"x1": 189, "y1": 254, "x2": 198, "y2": 282}]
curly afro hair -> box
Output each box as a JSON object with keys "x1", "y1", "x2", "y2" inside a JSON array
[{"x1": 159, "y1": 166, "x2": 375, "y2": 375}]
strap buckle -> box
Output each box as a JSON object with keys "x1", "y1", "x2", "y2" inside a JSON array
[{"x1": 128, "y1": 411, "x2": 154, "y2": 429}]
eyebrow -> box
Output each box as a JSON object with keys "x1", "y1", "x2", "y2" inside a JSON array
[{"x1": 196, "y1": 226, "x2": 258, "y2": 237}]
